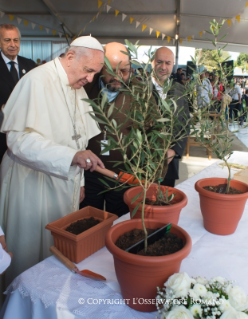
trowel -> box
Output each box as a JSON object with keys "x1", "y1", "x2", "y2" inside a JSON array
[{"x1": 50, "y1": 246, "x2": 106, "y2": 281}]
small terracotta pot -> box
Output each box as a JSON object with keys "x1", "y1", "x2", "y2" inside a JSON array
[
  {"x1": 105, "y1": 219, "x2": 192, "y2": 312},
  {"x1": 123, "y1": 184, "x2": 187, "y2": 224},
  {"x1": 195, "y1": 178, "x2": 248, "y2": 235},
  {"x1": 46, "y1": 206, "x2": 118, "y2": 263}
]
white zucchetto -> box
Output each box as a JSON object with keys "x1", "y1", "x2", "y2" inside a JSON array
[{"x1": 70, "y1": 36, "x2": 104, "y2": 52}]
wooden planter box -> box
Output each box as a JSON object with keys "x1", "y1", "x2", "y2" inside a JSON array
[{"x1": 46, "y1": 206, "x2": 118, "y2": 263}]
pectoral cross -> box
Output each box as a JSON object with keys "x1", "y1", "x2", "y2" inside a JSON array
[{"x1": 72, "y1": 133, "x2": 81, "y2": 141}]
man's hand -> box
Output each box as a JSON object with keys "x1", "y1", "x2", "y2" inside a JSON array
[
  {"x1": 71, "y1": 150, "x2": 105, "y2": 172},
  {"x1": 80, "y1": 186, "x2": 85, "y2": 203},
  {"x1": 167, "y1": 149, "x2": 176, "y2": 164}
]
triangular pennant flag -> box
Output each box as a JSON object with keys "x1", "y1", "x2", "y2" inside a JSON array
[
  {"x1": 136, "y1": 21, "x2": 140, "y2": 28},
  {"x1": 149, "y1": 28, "x2": 153, "y2": 35},
  {"x1": 9, "y1": 15, "x2": 14, "y2": 22},
  {"x1": 122, "y1": 13, "x2": 127, "y2": 21},
  {"x1": 199, "y1": 31, "x2": 203, "y2": 37},
  {"x1": 162, "y1": 33, "x2": 165, "y2": 40},
  {"x1": 108, "y1": 0, "x2": 111, "y2": 4},
  {"x1": 115, "y1": 10, "x2": 119, "y2": 17},
  {"x1": 39, "y1": 25, "x2": 43, "y2": 31},
  {"x1": 31, "y1": 23, "x2": 36, "y2": 29},
  {"x1": 58, "y1": 32, "x2": 62, "y2": 38},
  {"x1": 0, "y1": 11, "x2": 5, "y2": 18},
  {"x1": 98, "y1": 0, "x2": 103, "y2": 9},
  {"x1": 167, "y1": 36, "x2": 171, "y2": 43},
  {"x1": 106, "y1": 5, "x2": 111, "y2": 13},
  {"x1": 191, "y1": 35, "x2": 195, "y2": 39},
  {"x1": 203, "y1": 30, "x2": 206, "y2": 34},
  {"x1": 246, "y1": 1, "x2": 248, "y2": 7},
  {"x1": 156, "y1": 31, "x2": 160, "y2": 38},
  {"x1": 92, "y1": 16, "x2": 96, "y2": 22},
  {"x1": 179, "y1": 38, "x2": 183, "y2": 45},
  {"x1": 24, "y1": 20, "x2": 29, "y2": 27},
  {"x1": 52, "y1": 30, "x2": 56, "y2": 35},
  {"x1": 96, "y1": 12, "x2": 99, "y2": 19},
  {"x1": 142, "y1": 24, "x2": 147, "y2": 32},
  {"x1": 46, "y1": 28, "x2": 49, "y2": 34},
  {"x1": 130, "y1": 17, "x2": 134, "y2": 24},
  {"x1": 236, "y1": 15, "x2": 241, "y2": 23},
  {"x1": 188, "y1": 36, "x2": 192, "y2": 42},
  {"x1": 172, "y1": 39, "x2": 175, "y2": 45},
  {"x1": 17, "y1": 18, "x2": 22, "y2": 24}
]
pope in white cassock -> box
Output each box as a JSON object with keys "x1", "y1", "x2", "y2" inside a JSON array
[{"x1": 0, "y1": 36, "x2": 105, "y2": 286}]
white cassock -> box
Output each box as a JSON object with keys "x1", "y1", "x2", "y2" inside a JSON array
[{"x1": 0, "y1": 57, "x2": 100, "y2": 285}]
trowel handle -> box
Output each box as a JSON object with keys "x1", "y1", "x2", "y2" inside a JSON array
[
  {"x1": 95, "y1": 165, "x2": 118, "y2": 179},
  {"x1": 50, "y1": 246, "x2": 78, "y2": 272}
]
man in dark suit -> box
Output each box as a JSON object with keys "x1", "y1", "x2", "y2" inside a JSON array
[
  {"x1": 152, "y1": 47, "x2": 189, "y2": 187},
  {"x1": 0, "y1": 24, "x2": 36, "y2": 161}
]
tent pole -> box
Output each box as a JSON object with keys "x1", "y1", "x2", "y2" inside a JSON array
[
  {"x1": 175, "y1": 0, "x2": 181, "y2": 70},
  {"x1": 39, "y1": 0, "x2": 73, "y2": 40}
]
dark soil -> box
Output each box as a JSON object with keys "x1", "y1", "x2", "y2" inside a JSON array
[
  {"x1": 203, "y1": 183, "x2": 243, "y2": 194},
  {"x1": 65, "y1": 217, "x2": 100, "y2": 235},
  {"x1": 115, "y1": 228, "x2": 184, "y2": 256},
  {"x1": 145, "y1": 198, "x2": 178, "y2": 206}
]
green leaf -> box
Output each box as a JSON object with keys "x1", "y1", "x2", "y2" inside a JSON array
[
  {"x1": 131, "y1": 202, "x2": 141, "y2": 218},
  {"x1": 131, "y1": 191, "x2": 142, "y2": 204},
  {"x1": 98, "y1": 178, "x2": 110, "y2": 188},
  {"x1": 107, "y1": 102, "x2": 115, "y2": 118},
  {"x1": 104, "y1": 56, "x2": 113, "y2": 71}
]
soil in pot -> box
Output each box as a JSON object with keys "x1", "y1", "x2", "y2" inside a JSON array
[
  {"x1": 65, "y1": 217, "x2": 100, "y2": 235},
  {"x1": 203, "y1": 184, "x2": 243, "y2": 194},
  {"x1": 145, "y1": 198, "x2": 178, "y2": 205},
  {"x1": 115, "y1": 229, "x2": 184, "y2": 256}
]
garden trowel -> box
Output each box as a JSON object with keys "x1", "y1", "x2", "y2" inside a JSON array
[
  {"x1": 95, "y1": 165, "x2": 144, "y2": 185},
  {"x1": 50, "y1": 246, "x2": 106, "y2": 281}
]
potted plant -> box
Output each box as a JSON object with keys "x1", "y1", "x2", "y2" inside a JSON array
[
  {"x1": 85, "y1": 42, "x2": 192, "y2": 311},
  {"x1": 190, "y1": 19, "x2": 248, "y2": 235},
  {"x1": 45, "y1": 206, "x2": 118, "y2": 263}
]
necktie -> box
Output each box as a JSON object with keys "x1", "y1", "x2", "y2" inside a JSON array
[{"x1": 9, "y1": 61, "x2": 19, "y2": 85}]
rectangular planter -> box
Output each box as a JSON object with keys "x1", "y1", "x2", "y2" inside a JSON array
[{"x1": 45, "y1": 206, "x2": 118, "y2": 263}]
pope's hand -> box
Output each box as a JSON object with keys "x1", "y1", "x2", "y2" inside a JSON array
[{"x1": 71, "y1": 150, "x2": 105, "y2": 172}]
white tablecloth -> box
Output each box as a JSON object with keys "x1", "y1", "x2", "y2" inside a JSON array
[{"x1": 1, "y1": 151, "x2": 248, "y2": 319}]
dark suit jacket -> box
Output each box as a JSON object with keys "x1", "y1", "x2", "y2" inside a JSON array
[
  {"x1": 152, "y1": 81, "x2": 190, "y2": 180},
  {"x1": 0, "y1": 53, "x2": 36, "y2": 162}
]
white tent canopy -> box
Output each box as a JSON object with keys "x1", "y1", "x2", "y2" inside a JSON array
[{"x1": 1, "y1": 0, "x2": 248, "y2": 52}]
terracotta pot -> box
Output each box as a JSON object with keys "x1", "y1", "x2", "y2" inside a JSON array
[
  {"x1": 123, "y1": 184, "x2": 187, "y2": 224},
  {"x1": 105, "y1": 219, "x2": 192, "y2": 312},
  {"x1": 195, "y1": 178, "x2": 248, "y2": 235},
  {"x1": 46, "y1": 206, "x2": 118, "y2": 263}
]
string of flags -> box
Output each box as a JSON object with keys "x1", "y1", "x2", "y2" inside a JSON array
[
  {"x1": 0, "y1": 10, "x2": 64, "y2": 37},
  {"x1": 80, "y1": 0, "x2": 248, "y2": 46}
]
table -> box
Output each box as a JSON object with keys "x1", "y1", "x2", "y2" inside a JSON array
[{"x1": 1, "y1": 151, "x2": 248, "y2": 319}]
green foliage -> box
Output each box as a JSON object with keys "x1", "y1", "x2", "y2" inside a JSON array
[
  {"x1": 190, "y1": 19, "x2": 248, "y2": 194},
  {"x1": 236, "y1": 53, "x2": 248, "y2": 71},
  {"x1": 85, "y1": 43, "x2": 190, "y2": 252}
]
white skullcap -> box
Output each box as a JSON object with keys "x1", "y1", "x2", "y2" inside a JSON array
[{"x1": 70, "y1": 36, "x2": 103, "y2": 52}]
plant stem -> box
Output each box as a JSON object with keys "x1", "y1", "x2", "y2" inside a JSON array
[
  {"x1": 142, "y1": 173, "x2": 148, "y2": 253},
  {"x1": 224, "y1": 158, "x2": 231, "y2": 194}
]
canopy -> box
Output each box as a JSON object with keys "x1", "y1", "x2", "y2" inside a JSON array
[{"x1": 1, "y1": 0, "x2": 248, "y2": 52}]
